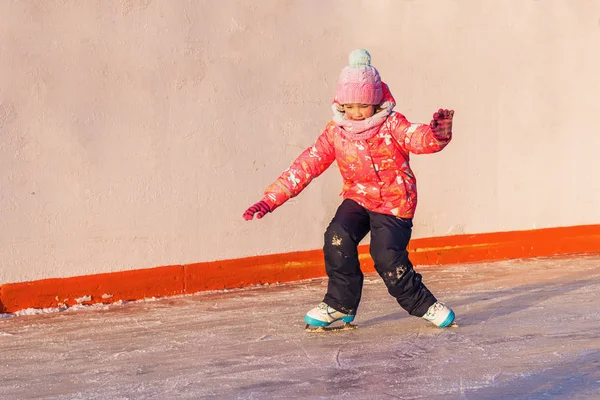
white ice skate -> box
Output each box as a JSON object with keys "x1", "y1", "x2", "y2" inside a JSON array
[
  {"x1": 304, "y1": 302, "x2": 357, "y2": 332},
  {"x1": 422, "y1": 302, "x2": 457, "y2": 328}
]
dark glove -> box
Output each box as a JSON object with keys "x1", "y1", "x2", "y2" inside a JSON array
[
  {"x1": 430, "y1": 109, "x2": 454, "y2": 138},
  {"x1": 243, "y1": 200, "x2": 271, "y2": 221}
]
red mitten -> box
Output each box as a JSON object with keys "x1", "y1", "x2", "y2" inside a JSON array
[
  {"x1": 430, "y1": 108, "x2": 454, "y2": 139},
  {"x1": 243, "y1": 200, "x2": 271, "y2": 221}
]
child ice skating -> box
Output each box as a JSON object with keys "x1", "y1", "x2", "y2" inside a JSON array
[{"x1": 243, "y1": 49, "x2": 456, "y2": 330}]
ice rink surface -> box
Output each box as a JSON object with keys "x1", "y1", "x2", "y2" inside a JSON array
[{"x1": 1, "y1": 254, "x2": 600, "y2": 399}]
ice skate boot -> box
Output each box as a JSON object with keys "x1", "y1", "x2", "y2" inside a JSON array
[
  {"x1": 304, "y1": 302, "x2": 357, "y2": 332},
  {"x1": 422, "y1": 302, "x2": 457, "y2": 328}
]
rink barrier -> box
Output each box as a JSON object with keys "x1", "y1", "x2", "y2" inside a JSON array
[{"x1": 1, "y1": 224, "x2": 599, "y2": 313}]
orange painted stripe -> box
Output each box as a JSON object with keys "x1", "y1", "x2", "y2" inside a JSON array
[
  {"x1": 406, "y1": 224, "x2": 600, "y2": 265},
  {"x1": 184, "y1": 250, "x2": 327, "y2": 292},
  {"x1": 1, "y1": 224, "x2": 599, "y2": 313},
  {"x1": 0, "y1": 265, "x2": 184, "y2": 313}
]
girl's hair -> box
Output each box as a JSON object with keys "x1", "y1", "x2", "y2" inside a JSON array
[{"x1": 336, "y1": 104, "x2": 386, "y2": 114}]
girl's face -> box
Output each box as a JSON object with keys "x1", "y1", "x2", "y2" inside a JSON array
[{"x1": 342, "y1": 104, "x2": 376, "y2": 121}]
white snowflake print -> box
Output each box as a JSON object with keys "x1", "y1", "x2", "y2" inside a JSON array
[
  {"x1": 309, "y1": 145, "x2": 321, "y2": 160},
  {"x1": 349, "y1": 164, "x2": 357, "y2": 171},
  {"x1": 407, "y1": 124, "x2": 419, "y2": 134},
  {"x1": 404, "y1": 123, "x2": 418, "y2": 144},
  {"x1": 287, "y1": 171, "x2": 301, "y2": 188},
  {"x1": 381, "y1": 132, "x2": 393, "y2": 145},
  {"x1": 356, "y1": 184, "x2": 367, "y2": 195}
]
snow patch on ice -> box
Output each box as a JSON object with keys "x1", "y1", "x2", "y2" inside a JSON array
[
  {"x1": 75, "y1": 295, "x2": 92, "y2": 303},
  {"x1": 13, "y1": 306, "x2": 68, "y2": 316},
  {"x1": 5, "y1": 301, "x2": 118, "y2": 318},
  {"x1": 2, "y1": 277, "x2": 306, "y2": 319}
]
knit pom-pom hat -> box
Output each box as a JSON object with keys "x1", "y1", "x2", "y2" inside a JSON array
[{"x1": 335, "y1": 49, "x2": 383, "y2": 105}]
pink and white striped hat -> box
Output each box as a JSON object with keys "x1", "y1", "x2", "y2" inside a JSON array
[{"x1": 335, "y1": 49, "x2": 383, "y2": 105}]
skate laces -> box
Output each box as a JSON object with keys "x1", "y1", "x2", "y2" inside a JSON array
[
  {"x1": 425, "y1": 302, "x2": 445, "y2": 318},
  {"x1": 317, "y1": 302, "x2": 339, "y2": 317}
]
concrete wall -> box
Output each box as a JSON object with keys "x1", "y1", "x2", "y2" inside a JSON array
[{"x1": 1, "y1": 0, "x2": 599, "y2": 284}]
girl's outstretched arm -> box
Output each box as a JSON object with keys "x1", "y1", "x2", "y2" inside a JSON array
[
  {"x1": 394, "y1": 109, "x2": 454, "y2": 155},
  {"x1": 243, "y1": 123, "x2": 336, "y2": 220}
]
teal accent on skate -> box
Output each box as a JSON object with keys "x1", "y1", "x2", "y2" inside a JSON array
[
  {"x1": 438, "y1": 310, "x2": 455, "y2": 328},
  {"x1": 304, "y1": 315, "x2": 332, "y2": 327},
  {"x1": 304, "y1": 314, "x2": 355, "y2": 327},
  {"x1": 342, "y1": 315, "x2": 355, "y2": 323}
]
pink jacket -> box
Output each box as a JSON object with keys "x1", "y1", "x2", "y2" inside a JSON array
[{"x1": 261, "y1": 85, "x2": 451, "y2": 218}]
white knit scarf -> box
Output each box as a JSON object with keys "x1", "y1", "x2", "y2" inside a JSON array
[{"x1": 331, "y1": 100, "x2": 396, "y2": 140}]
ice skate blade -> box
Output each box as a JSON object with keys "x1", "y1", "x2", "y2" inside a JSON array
[
  {"x1": 305, "y1": 323, "x2": 358, "y2": 333},
  {"x1": 448, "y1": 322, "x2": 459, "y2": 328}
]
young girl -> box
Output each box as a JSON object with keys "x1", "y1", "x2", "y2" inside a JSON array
[{"x1": 243, "y1": 49, "x2": 456, "y2": 329}]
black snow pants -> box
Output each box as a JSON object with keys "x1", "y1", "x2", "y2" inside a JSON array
[{"x1": 322, "y1": 199, "x2": 436, "y2": 318}]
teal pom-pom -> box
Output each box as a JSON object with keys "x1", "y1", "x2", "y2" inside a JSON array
[{"x1": 348, "y1": 49, "x2": 371, "y2": 66}]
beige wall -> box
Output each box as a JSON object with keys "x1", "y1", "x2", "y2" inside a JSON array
[{"x1": 1, "y1": 0, "x2": 599, "y2": 284}]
